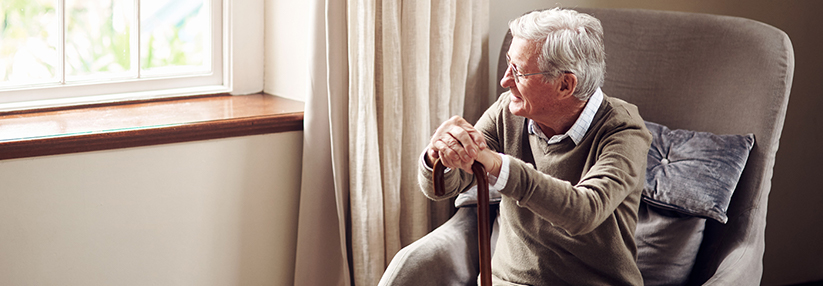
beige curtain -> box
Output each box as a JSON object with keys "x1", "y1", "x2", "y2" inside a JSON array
[
  {"x1": 348, "y1": 0, "x2": 489, "y2": 285},
  {"x1": 294, "y1": 0, "x2": 351, "y2": 286},
  {"x1": 295, "y1": 0, "x2": 488, "y2": 285}
]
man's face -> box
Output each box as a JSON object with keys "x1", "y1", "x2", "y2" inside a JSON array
[{"x1": 500, "y1": 37, "x2": 562, "y2": 121}]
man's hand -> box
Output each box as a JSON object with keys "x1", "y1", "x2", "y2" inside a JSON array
[{"x1": 426, "y1": 116, "x2": 488, "y2": 174}]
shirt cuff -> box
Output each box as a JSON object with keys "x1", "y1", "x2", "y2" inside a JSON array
[{"x1": 488, "y1": 154, "x2": 510, "y2": 192}]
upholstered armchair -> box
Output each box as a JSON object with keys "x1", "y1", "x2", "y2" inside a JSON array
[{"x1": 379, "y1": 8, "x2": 793, "y2": 285}]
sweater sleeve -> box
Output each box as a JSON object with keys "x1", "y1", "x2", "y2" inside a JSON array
[{"x1": 498, "y1": 115, "x2": 652, "y2": 236}]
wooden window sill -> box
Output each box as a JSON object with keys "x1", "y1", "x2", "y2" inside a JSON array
[{"x1": 0, "y1": 93, "x2": 304, "y2": 160}]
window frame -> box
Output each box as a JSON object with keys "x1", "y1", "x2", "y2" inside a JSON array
[{"x1": 0, "y1": 0, "x2": 261, "y2": 112}]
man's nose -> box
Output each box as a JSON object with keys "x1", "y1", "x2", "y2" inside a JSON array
[{"x1": 500, "y1": 67, "x2": 515, "y2": 89}]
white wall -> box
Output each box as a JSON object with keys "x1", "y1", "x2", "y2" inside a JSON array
[
  {"x1": 264, "y1": 0, "x2": 311, "y2": 102},
  {"x1": 489, "y1": 1, "x2": 823, "y2": 285},
  {"x1": 0, "y1": 132, "x2": 303, "y2": 285}
]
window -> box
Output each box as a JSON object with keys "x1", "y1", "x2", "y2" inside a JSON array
[{"x1": 0, "y1": 0, "x2": 226, "y2": 108}]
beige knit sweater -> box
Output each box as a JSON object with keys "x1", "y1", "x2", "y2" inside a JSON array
[{"x1": 420, "y1": 91, "x2": 652, "y2": 285}]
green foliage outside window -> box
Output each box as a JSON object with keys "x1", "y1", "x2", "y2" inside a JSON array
[{"x1": 1, "y1": 0, "x2": 208, "y2": 85}]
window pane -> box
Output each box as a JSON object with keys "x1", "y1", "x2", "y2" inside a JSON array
[
  {"x1": 140, "y1": 0, "x2": 211, "y2": 77},
  {"x1": 65, "y1": 0, "x2": 134, "y2": 82},
  {"x1": 0, "y1": 0, "x2": 59, "y2": 87}
]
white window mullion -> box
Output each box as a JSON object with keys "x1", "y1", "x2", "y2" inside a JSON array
[
  {"x1": 134, "y1": 0, "x2": 141, "y2": 79},
  {"x1": 58, "y1": 0, "x2": 66, "y2": 85}
]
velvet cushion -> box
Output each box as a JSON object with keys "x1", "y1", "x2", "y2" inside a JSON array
[
  {"x1": 643, "y1": 121, "x2": 754, "y2": 223},
  {"x1": 636, "y1": 202, "x2": 706, "y2": 285},
  {"x1": 637, "y1": 121, "x2": 754, "y2": 285}
]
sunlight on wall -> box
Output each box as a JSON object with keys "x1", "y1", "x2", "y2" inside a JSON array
[{"x1": 0, "y1": 132, "x2": 303, "y2": 285}]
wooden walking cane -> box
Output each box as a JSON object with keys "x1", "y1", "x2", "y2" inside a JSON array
[{"x1": 433, "y1": 159, "x2": 492, "y2": 286}]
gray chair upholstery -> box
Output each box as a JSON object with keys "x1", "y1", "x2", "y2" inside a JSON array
[{"x1": 380, "y1": 8, "x2": 794, "y2": 286}]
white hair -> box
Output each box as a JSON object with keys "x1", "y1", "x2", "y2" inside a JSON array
[{"x1": 509, "y1": 8, "x2": 606, "y2": 100}]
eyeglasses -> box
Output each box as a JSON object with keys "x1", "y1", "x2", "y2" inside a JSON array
[{"x1": 505, "y1": 55, "x2": 571, "y2": 83}]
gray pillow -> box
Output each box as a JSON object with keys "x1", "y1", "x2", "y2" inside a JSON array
[
  {"x1": 636, "y1": 202, "x2": 706, "y2": 286},
  {"x1": 643, "y1": 121, "x2": 754, "y2": 223}
]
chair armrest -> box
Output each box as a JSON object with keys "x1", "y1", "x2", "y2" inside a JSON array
[{"x1": 379, "y1": 207, "x2": 480, "y2": 286}]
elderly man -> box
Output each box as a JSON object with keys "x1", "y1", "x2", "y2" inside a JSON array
[{"x1": 420, "y1": 8, "x2": 652, "y2": 285}]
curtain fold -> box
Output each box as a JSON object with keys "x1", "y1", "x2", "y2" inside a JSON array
[
  {"x1": 294, "y1": 0, "x2": 351, "y2": 285},
  {"x1": 295, "y1": 0, "x2": 488, "y2": 285}
]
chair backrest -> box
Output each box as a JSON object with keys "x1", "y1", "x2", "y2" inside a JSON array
[{"x1": 496, "y1": 8, "x2": 794, "y2": 285}]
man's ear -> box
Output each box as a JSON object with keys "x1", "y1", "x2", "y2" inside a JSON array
[{"x1": 558, "y1": 73, "x2": 577, "y2": 98}]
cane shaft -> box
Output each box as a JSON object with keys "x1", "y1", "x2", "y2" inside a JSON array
[{"x1": 432, "y1": 159, "x2": 491, "y2": 286}]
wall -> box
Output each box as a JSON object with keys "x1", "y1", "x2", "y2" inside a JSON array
[
  {"x1": 0, "y1": 132, "x2": 303, "y2": 285},
  {"x1": 264, "y1": 0, "x2": 311, "y2": 102},
  {"x1": 489, "y1": 1, "x2": 823, "y2": 285}
]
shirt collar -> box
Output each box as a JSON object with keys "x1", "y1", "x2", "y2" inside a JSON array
[{"x1": 528, "y1": 87, "x2": 603, "y2": 145}]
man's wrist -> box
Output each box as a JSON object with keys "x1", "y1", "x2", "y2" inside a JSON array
[
  {"x1": 477, "y1": 149, "x2": 502, "y2": 177},
  {"x1": 490, "y1": 154, "x2": 502, "y2": 177}
]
